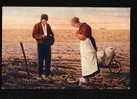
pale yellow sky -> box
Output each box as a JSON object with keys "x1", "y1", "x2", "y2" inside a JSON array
[{"x1": 2, "y1": 7, "x2": 130, "y2": 30}]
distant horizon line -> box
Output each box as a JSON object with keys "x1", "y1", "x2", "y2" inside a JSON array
[{"x1": 2, "y1": 28, "x2": 130, "y2": 30}]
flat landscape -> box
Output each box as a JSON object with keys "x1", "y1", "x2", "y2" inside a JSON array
[
  {"x1": 2, "y1": 29, "x2": 129, "y2": 42},
  {"x1": 2, "y1": 29, "x2": 130, "y2": 89}
]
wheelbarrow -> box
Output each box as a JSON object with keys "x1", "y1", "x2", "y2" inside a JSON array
[{"x1": 97, "y1": 47, "x2": 121, "y2": 74}]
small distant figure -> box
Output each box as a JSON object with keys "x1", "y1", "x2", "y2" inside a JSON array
[
  {"x1": 71, "y1": 17, "x2": 99, "y2": 85},
  {"x1": 32, "y1": 14, "x2": 54, "y2": 80}
]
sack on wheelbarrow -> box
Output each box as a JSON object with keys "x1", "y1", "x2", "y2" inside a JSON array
[
  {"x1": 97, "y1": 50, "x2": 105, "y2": 65},
  {"x1": 104, "y1": 47, "x2": 115, "y2": 66}
]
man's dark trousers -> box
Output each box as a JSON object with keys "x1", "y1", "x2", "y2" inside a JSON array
[{"x1": 37, "y1": 43, "x2": 51, "y2": 75}]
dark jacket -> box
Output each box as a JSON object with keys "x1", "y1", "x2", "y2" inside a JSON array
[{"x1": 32, "y1": 22, "x2": 54, "y2": 45}]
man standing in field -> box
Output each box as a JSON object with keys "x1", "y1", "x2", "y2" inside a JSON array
[
  {"x1": 32, "y1": 14, "x2": 54, "y2": 80},
  {"x1": 71, "y1": 17, "x2": 99, "y2": 86}
]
